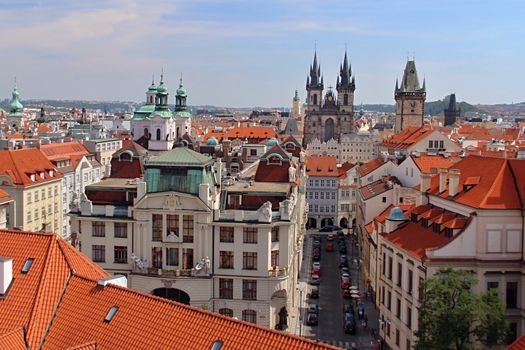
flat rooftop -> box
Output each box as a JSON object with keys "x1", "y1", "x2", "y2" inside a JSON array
[
  {"x1": 226, "y1": 181, "x2": 290, "y2": 195},
  {"x1": 86, "y1": 178, "x2": 139, "y2": 190}
]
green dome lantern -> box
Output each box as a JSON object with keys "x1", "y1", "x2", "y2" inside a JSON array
[
  {"x1": 267, "y1": 138, "x2": 279, "y2": 147},
  {"x1": 386, "y1": 207, "x2": 408, "y2": 221},
  {"x1": 176, "y1": 78, "x2": 187, "y2": 97},
  {"x1": 9, "y1": 85, "x2": 24, "y2": 116}
]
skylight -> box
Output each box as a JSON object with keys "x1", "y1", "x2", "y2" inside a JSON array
[
  {"x1": 21, "y1": 258, "x2": 34, "y2": 274},
  {"x1": 210, "y1": 340, "x2": 223, "y2": 350},
  {"x1": 104, "y1": 306, "x2": 119, "y2": 323}
]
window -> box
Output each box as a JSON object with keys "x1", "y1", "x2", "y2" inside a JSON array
[
  {"x1": 167, "y1": 214, "x2": 179, "y2": 236},
  {"x1": 418, "y1": 277, "x2": 424, "y2": 301},
  {"x1": 35, "y1": 191, "x2": 39, "y2": 202},
  {"x1": 320, "y1": 180, "x2": 325, "y2": 186},
  {"x1": 114, "y1": 223, "x2": 127, "y2": 238},
  {"x1": 487, "y1": 281, "x2": 499, "y2": 291},
  {"x1": 332, "y1": 192, "x2": 336, "y2": 200},
  {"x1": 243, "y1": 228, "x2": 257, "y2": 244},
  {"x1": 382, "y1": 253, "x2": 386, "y2": 276},
  {"x1": 92, "y1": 245, "x2": 105, "y2": 262},
  {"x1": 182, "y1": 248, "x2": 193, "y2": 269},
  {"x1": 432, "y1": 223, "x2": 441, "y2": 233},
  {"x1": 242, "y1": 280, "x2": 257, "y2": 300},
  {"x1": 41, "y1": 189, "x2": 46, "y2": 200},
  {"x1": 92, "y1": 221, "x2": 105, "y2": 237},
  {"x1": 114, "y1": 246, "x2": 128, "y2": 264},
  {"x1": 407, "y1": 340, "x2": 411, "y2": 350},
  {"x1": 220, "y1": 227, "x2": 234, "y2": 243},
  {"x1": 428, "y1": 140, "x2": 433, "y2": 149},
  {"x1": 396, "y1": 298, "x2": 401, "y2": 318},
  {"x1": 21, "y1": 258, "x2": 34, "y2": 274},
  {"x1": 382, "y1": 196, "x2": 387, "y2": 203},
  {"x1": 34, "y1": 209, "x2": 39, "y2": 220},
  {"x1": 320, "y1": 192, "x2": 324, "y2": 200},
  {"x1": 381, "y1": 286, "x2": 385, "y2": 305},
  {"x1": 27, "y1": 192, "x2": 32, "y2": 204},
  {"x1": 152, "y1": 247, "x2": 162, "y2": 268},
  {"x1": 271, "y1": 250, "x2": 279, "y2": 267},
  {"x1": 220, "y1": 251, "x2": 234, "y2": 269},
  {"x1": 439, "y1": 140, "x2": 444, "y2": 149},
  {"x1": 243, "y1": 252, "x2": 257, "y2": 270},
  {"x1": 408, "y1": 269, "x2": 413, "y2": 294},
  {"x1": 271, "y1": 227, "x2": 279, "y2": 242},
  {"x1": 397, "y1": 262, "x2": 402, "y2": 287},
  {"x1": 250, "y1": 149, "x2": 257, "y2": 156},
  {"x1": 242, "y1": 309, "x2": 257, "y2": 324},
  {"x1": 388, "y1": 256, "x2": 393, "y2": 279},
  {"x1": 166, "y1": 248, "x2": 179, "y2": 266},
  {"x1": 506, "y1": 282, "x2": 518, "y2": 309},
  {"x1": 407, "y1": 305, "x2": 412, "y2": 329},
  {"x1": 387, "y1": 291, "x2": 392, "y2": 310},
  {"x1": 49, "y1": 187, "x2": 53, "y2": 197},
  {"x1": 219, "y1": 308, "x2": 233, "y2": 317},
  {"x1": 183, "y1": 215, "x2": 194, "y2": 243},
  {"x1": 152, "y1": 214, "x2": 162, "y2": 241},
  {"x1": 219, "y1": 278, "x2": 233, "y2": 299},
  {"x1": 395, "y1": 329, "x2": 400, "y2": 346}
]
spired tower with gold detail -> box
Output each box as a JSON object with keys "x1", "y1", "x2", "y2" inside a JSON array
[{"x1": 394, "y1": 60, "x2": 426, "y2": 133}]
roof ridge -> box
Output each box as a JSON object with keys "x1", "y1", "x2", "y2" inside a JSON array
[
  {"x1": 478, "y1": 158, "x2": 507, "y2": 208},
  {"x1": 70, "y1": 274, "x2": 339, "y2": 349}
]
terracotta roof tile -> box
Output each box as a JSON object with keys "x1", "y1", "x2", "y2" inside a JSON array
[
  {"x1": 427, "y1": 156, "x2": 525, "y2": 209},
  {"x1": 305, "y1": 155, "x2": 338, "y2": 178},
  {"x1": 357, "y1": 157, "x2": 385, "y2": 177},
  {"x1": 43, "y1": 275, "x2": 338, "y2": 350},
  {"x1": 381, "y1": 126, "x2": 435, "y2": 149},
  {"x1": 0, "y1": 328, "x2": 26, "y2": 350},
  {"x1": 0, "y1": 189, "x2": 13, "y2": 205},
  {"x1": 0, "y1": 230, "x2": 336, "y2": 350},
  {"x1": 0, "y1": 149, "x2": 62, "y2": 186},
  {"x1": 383, "y1": 222, "x2": 449, "y2": 260},
  {"x1": 40, "y1": 141, "x2": 89, "y2": 161},
  {"x1": 507, "y1": 333, "x2": 525, "y2": 350},
  {"x1": 412, "y1": 155, "x2": 455, "y2": 173}
]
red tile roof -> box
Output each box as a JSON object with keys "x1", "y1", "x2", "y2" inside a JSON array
[
  {"x1": 381, "y1": 126, "x2": 436, "y2": 149},
  {"x1": 359, "y1": 177, "x2": 399, "y2": 200},
  {"x1": 254, "y1": 144, "x2": 293, "y2": 183},
  {"x1": 383, "y1": 222, "x2": 449, "y2": 260},
  {"x1": 0, "y1": 189, "x2": 13, "y2": 205},
  {"x1": 427, "y1": 156, "x2": 525, "y2": 209},
  {"x1": 0, "y1": 328, "x2": 26, "y2": 350},
  {"x1": 0, "y1": 148, "x2": 62, "y2": 186},
  {"x1": 305, "y1": 155, "x2": 338, "y2": 177},
  {"x1": 358, "y1": 157, "x2": 385, "y2": 177},
  {"x1": 0, "y1": 230, "x2": 336, "y2": 350},
  {"x1": 412, "y1": 155, "x2": 455, "y2": 173},
  {"x1": 507, "y1": 333, "x2": 525, "y2": 350},
  {"x1": 204, "y1": 127, "x2": 278, "y2": 142},
  {"x1": 40, "y1": 141, "x2": 89, "y2": 161}
]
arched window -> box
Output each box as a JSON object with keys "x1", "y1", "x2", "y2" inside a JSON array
[
  {"x1": 344, "y1": 94, "x2": 348, "y2": 105},
  {"x1": 156, "y1": 129, "x2": 161, "y2": 140},
  {"x1": 242, "y1": 309, "x2": 257, "y2": 324},
  {"x1": 219, "y1": 308, "x2": 234, "y2": 317},
  {"x1": 313, "y1": 94, "x2": 318, "y2": 105},
  {"x1": 144, "y1": 128, "x2": 149, "y2": 138}
]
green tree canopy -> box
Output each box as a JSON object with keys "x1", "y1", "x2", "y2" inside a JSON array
[{"x1": 415, "y1": 268, "x2": 508, "y2": 350}]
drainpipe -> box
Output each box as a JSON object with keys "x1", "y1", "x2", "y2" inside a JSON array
[{"x1": 212, "y1": 224, "x2": 216, "y2": 313}]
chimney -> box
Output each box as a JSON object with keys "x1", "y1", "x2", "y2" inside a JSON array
[
  {"x1": 439, "y1": 168, "x2": 448, "y2": 193},
  {"x1": 98, "y1": 275, "x2": 127, "y2": 288},
  {"x1": 199, "y1": 183, "x2": 210, "y2": 205},
  {"x1": 0, "y1": 257, "x2": 13, "y2": 295},
  {"x1": 448, "y1": 169, "x2": 460, "y2": 197},
  {"x1": 216, "y1": 158, "x2": 223, "y2": 186},
  {"x1": 420, "y1": 172, "x2": 431, "y2": 193}
]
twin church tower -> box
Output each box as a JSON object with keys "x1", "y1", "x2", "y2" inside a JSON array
[{"x1": 303, "y1": 51, "x2": 425, "y2": 144}]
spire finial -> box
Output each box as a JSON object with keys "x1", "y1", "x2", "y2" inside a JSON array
[
  {"x1": 180, "y1": 72, "x2": 183, "y2": 85},
  {"x1": 160, "y1": 68, "x2": 164, "y2": 82},
  {"x1": 14, "y1": 76, "x2": 17, "y2": 88},
  {"x1": 152, "y1": 74, "x2": 155, "y2": 85}
]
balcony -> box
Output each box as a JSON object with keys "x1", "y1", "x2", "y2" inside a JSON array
[
  {"x1": 268, "y1": 266, "x2": 288, "y2": 278},
  {"x1": 132, "y1": 267, "x2": 211, "y2": 279}
]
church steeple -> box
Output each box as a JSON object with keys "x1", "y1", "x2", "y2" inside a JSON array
[
  {"x1": 336, "y1": 50, "x2": 355, "y2": 112},
  {"x1": 175, "y1": 75, "x2": 188, "y2": 112},
  {"x1": 306, "y1": 51, "x2": 323, "y2": 89},
  {"x1": 155, "y1": 70, "x2": 169, "y2": 111},
  {"x1": 394, "y1": 59, "x2": 426, "y2": 133},
  {"x1": 337, "y1": 50, "x2": 353, "y2": 89}
]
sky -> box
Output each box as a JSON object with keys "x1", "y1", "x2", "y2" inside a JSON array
[{"x1": 0, "y1": 0, "x2": 523, "y2": 107}]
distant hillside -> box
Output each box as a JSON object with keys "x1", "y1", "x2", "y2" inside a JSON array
[
  {"x1": 361, "y1": 98, "x2": 485, "y2": 117},
  {"x1": 0, "y1": 99, "x2": 136, "y2": 113}
]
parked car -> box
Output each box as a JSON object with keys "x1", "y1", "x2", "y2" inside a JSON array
[
  {"x1": 343, "y1": 304, "x2": 355, "y2": 315},
  {"x1": 341, "y1": 280, "x2": 350, "y2": 289},
  {"x1": 313, "y1": 239, "x2": 321, "y2": 246},
  {"x1": 309, "y1": 303, "x2": 319, "y2": 314},
  {"x1": 326, "y1": 243, "x2": 334, "y2": 252},
  {"x1": 306, "y1": 312, "x2": 318, "y2": 326},
  {"x1": 310, "y1": 287, "x2": 319, "y2": 299},
  {"x1": 341, "y1": 272, "x2": 350, "y2": 280},
  {"x1": 341, "y1": 266, "x2": 349, "y2": 273},
  {"x1": 310, "y1": 274, "x2": 320, "y2": 285},
  {"x1": 339, "y1": 246, "x2": 347, "y2": 254},
  {"x1": 343, "y1": 289, "x2": 351, "y2": 299},
  {"x1": 343, "y1": 312, "x2": 357, "y2": 334},
  {"x1": 312, "y1": 262, "x2": 321, "y2": 269},
  {"x1": 327, "y1": 234, "x2": 334, "y2": 241},
  {"x1": 319, "y1": 226, "x2": 334, "y2": 232},
  {"x1": 312, "y1": 267, "x2": 321, "y2": 276},
  {"x1": 312, "y1": 253, "x2": 320, "y2": 262}
]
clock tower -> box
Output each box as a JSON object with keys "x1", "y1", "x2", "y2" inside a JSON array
[{"x1": 394, "y1": 60, "x2": 426, "y2": 133}]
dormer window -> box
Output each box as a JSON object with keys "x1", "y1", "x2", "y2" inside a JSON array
[
  {"x1": 30, "y1": 174, "x2": 36, "y2": 182},
  {"x1": 40, "y1": 172, "x2": 45, "y2": 179},
  {"x1": 49, "y1": 170, "x2": 54, "y2": 177}
]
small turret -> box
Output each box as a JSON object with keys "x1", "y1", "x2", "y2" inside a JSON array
[{"x1": 175, "y1": 76, "x2": 188, "y2": 112}]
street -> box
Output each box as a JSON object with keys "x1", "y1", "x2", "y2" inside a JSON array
[{"x1": 297, "y1": 230, "x2": 381, "y2": 349}]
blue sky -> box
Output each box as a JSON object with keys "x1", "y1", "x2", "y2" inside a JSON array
[{"x1": 0, "y1": 0, "x2": 523, "y2": 107}]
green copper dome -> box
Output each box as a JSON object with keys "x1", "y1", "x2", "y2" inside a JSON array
[
  {"x1": 206, "y1": 136, "x2": 218, "y2": 146},
  {"x1": 148, "y1": 81, "x2": 157, "y2": 92},
  {"x1": 176, "y1": 78, "x2": 187, "y2": 97},
  {"x1": 267, "y1": 138, "x2": 279, "y2": 147},
  {"x1": 386, "y1": 207, "x2": 408, "y2": 221},
  {"x1": 9, "y1": 86, "x2": 24, "y2": 114},
  {"x1": 156, "y1": 80, "x2": 168, "y2": 94}
]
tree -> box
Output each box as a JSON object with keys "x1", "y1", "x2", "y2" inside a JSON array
[{"x1": 415, "y1": 268, "x2": 508, "y2": 350}]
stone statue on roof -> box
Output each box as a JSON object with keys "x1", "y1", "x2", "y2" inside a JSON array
[{"x1": 258, "y1": 201, "x2": 273, "y2": 223}]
